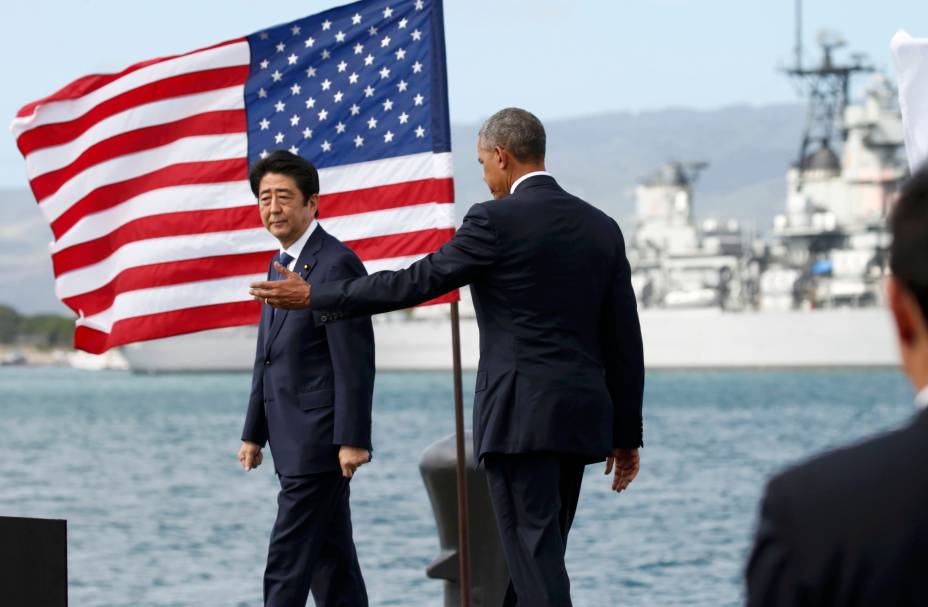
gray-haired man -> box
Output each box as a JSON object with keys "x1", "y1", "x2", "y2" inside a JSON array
[{"x1": 251, "y1": 108, "x2": 645, "y2": 606}]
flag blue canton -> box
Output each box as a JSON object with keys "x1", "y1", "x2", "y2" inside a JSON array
[{"x1": 244, "y1": 0, "x2": 448, "y2": 169}]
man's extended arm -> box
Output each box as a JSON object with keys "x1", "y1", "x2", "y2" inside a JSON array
[{"x1": 311, "y1": 203, "x2": 497, "y2": 318}]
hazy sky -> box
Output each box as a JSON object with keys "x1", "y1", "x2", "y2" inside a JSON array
[{"x1": 1, "y1": 0, "x2": 924, "y2": 189}]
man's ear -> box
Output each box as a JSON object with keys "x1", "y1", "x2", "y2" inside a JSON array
[
  {"x1": 889, "y1": 275, "x2": 917, "y2": 346},
  {"x1": 494, "y1": 146, "x2": 509, "y2": 170},
  {"x1": 308, "y1": 193, "x2": 320, "y2": 217}
]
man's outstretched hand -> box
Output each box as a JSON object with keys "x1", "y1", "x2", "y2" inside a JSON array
[
  {"x1": 605, "y1": 448, "x2": 639, "y2": 492},
  {"x1": 250, "y1": 262, "x2": 311, "y2": 310}
]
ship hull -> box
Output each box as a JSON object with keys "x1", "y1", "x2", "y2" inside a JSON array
[{"x1": 119, "y1": 307, "x2": 897, "y2": 373}]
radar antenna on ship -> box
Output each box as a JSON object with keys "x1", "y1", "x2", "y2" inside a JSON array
[{"x1": 784, "y1": 0, "x2": 873, "y2": 190}]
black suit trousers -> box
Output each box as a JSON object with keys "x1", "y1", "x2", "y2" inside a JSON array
[
  {"x1": 483, "y1": 453, "x2": 586, "y2": 607},
  {"x1": 264, "y1": 471, "x2": 367, "y2": 607}
]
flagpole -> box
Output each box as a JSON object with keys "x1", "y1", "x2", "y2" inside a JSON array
[{"x1": 449, "y1": 300, "x2": 471, "y2": 607}]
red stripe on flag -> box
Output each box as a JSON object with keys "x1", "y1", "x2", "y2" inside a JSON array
[
  {"x1": 421, "y1": 290, "x2": 461, "y2": 306},
  {"x1": 31, "y1": 110, "x2": 247, "y2": 202},
  {"x1": 319, "y1": 178, "x2": 454, "y2": 218},
  {"x1": 16, "y1": 66, "x2": 249, "y2": 156},
  {"x1": 74, "y1": 299, "x2": 260, "y2": 354},
  {"x1": 50, "y1": 158, "x2": 249, "y2": 239},
  {"x1": 15, "y1": 38, "x2": 246, "y2": 119},
  {"x1": 62, "y1": 251, "x2": 274, "y2": 318},
  {"x1": 345, "y1": 228, "x2": 455, "y2": 262},
  {"x1": 53, "y1": 206, "x2": 263, "y2": 276}
]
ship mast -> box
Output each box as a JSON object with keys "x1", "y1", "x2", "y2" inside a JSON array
[{"x1": 785, "y1": 0, "x2": 873, "y2": 190}]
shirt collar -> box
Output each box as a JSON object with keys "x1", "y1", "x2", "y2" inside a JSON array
[
  {"x1": 280, "y1": 219, "x2": 318, "y2": 265},
  {"x1": 510, "y1": 170, "x2": 552, "y2": 194},
  {"x1": 916, "y1": 384, "x2": 928, "y2": 410}
]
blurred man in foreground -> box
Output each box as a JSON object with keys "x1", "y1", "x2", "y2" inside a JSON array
[
  {"x1": 239, "y1": 150, "x2": 374, "y2": 607},
  {"x1": 746, "y1": 165, "x2": 928, "y2": 605}
]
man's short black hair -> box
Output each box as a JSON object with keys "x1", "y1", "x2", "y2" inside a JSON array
[
  {"x1": 249, "y1": 150, "x2": 320, "y2": 207},
  {"x1": 478, "y1": 107, "x2": 546, "y2": 162},
  {"x1": 890, "y1": 164, "x2": 928, "y2": 322}
]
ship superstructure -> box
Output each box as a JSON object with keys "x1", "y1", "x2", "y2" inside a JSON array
[{"x1": 629, "y1": 23, "x2": 908, "y2": 315}]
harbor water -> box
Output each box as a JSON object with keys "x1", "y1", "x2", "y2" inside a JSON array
[{"x1": 0, "y1": 367, "x2": 914, "y2": 606}]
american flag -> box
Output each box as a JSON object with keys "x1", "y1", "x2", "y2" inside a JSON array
[{"x1": 9, "y1": 0, "x2": 456, "y2": 354}]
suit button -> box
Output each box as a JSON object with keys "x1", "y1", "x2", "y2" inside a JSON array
[
  {"x1": 265, "y1": 359, "x2": 271, "y2": 367},
  {"x1": 320, "y1": 314, "x2": 328, "y2": 322}
]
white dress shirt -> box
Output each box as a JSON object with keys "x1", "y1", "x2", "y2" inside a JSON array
[
  {"x1": 279, "y1": 219, "x2": 318, "y2": 271},
  {"x1": 510, "y1": 170, "x2": 553, "y2": 194},
  {"x1": 916, "y1": 384, "x2": 928, "y2": 410}
]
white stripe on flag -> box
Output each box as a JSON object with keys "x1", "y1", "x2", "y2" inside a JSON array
[
  {"x1": 39, "y1": 133, "x2": 248, "y2": 224},
  {"x1": 319, "y1": 151, "x2": 453, "y2": 194},
  {"x1": 10, "y1": 41, "x2": 250, "y2": 135},
  {"x1": 321, "y1": 202, "x2": 454, "y2": 241},
  {"x1": 24, "y1": 86, "x2": 246, "y2": 180},
  {"x1": 76, "y1": 273, "x2": 265, "y2": 334},
  {"x1": 55, "y1": 228, "x2": 275, "y2": 299},
  {"x1": 72, "y1": 251, "x2": 445, "y2": 335},
  {"x1": 363, "y1": 254, "x2": 431, "y2": 274},
  {"x1": 51, "y1": 181, "x2": 257, "y2": 253},
  {"x1": 56, "y1": 201, "x2": 454, "y2": 297}
]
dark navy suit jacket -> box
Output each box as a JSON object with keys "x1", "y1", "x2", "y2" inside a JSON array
[
  {"x1": 312, "y1": 175, "x2": 644, "y2": 462},
  {"x1": 747, "y1": 408, "x2": 928, "y2": 606},
  {"x1": 241, "y1": 226, "x2": 375, "y2": 477}
]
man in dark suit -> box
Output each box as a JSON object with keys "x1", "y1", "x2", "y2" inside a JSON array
[
  {"x1": 251, "y1": 108, "x2": 645, "y2": 606},
  {"x1": 746, "y1": 165, "x2": 928, "y2": 606},
  {"x1": 238, "y1": 150, "x2": 374, "y2": 607}
]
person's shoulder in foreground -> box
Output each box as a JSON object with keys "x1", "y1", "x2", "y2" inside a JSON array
[
  {"x1": 749, "y1": 412, "x2": 928, "y2": 600},
  {"x1": 746, "y1": 163, "x2": 928, "y2": 606}
]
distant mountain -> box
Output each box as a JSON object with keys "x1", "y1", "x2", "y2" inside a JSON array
[
  {"x1": 0, "y1": 189, "x2": 66, "y2": 314},
  {"x1": 0, "y1": 103, "x2": 805, "y2": 315},
  {"x1": 451, "y1": 103, "x2": 805, "y2": 229}
]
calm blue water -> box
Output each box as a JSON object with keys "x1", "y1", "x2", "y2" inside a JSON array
[{"x1": 0, "y1": 367, "x2": 916, "y2": 606}]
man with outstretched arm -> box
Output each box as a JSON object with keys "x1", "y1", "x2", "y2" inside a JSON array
[{"x1": 252, "y1": 108, "x2": 645, "y2": 607}]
